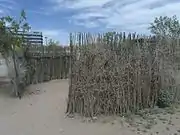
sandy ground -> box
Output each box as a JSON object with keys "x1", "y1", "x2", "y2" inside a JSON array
[{"x1": 0, "y1": 79, "x2": 180, "y2": 135}]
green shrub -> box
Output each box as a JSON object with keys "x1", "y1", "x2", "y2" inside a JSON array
[{"x1": 157, "y1": 87, "x2": 175, "y2": 108}]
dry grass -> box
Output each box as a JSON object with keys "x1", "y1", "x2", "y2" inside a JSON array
[{"x1": 66, "y1": 32, "x2": 180, "y2": 117}]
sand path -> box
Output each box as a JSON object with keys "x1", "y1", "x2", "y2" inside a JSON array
[
  {"x1": 0, "y1": 80, "x2": 133, "y2": 135},
  {"x1": 0, "y1": 79, "x2": 180, "y2": 135}
]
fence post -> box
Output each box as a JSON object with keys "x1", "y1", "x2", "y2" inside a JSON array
[{"x1": 66, "y1": 33, "x2": 73, "y2": 113}]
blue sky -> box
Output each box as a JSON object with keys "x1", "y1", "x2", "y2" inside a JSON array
[{"x1": 0, "y1": 0, "x2": 180, "y2": 45}]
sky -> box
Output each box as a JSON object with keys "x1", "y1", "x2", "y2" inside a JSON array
[{"x1": 0, "y1": 0, "x2": 180, "y2": 45}]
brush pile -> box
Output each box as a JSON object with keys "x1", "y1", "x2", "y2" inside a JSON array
[{"x1": 66, "y1": 33, "x2": 179, "y2": 117}]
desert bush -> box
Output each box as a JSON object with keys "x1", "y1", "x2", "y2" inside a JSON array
[
  {"x1": 157, "y1": 84, "x2": 180, "y2": 108},
  {"x1": 157, "y1": 87, "x2": 176, "y2": 108}
]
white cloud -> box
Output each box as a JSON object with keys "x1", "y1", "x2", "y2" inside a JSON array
[
  {"x1": 52, "y1": 0, "x2": 112, "y2": 9},
  {"x1": 0, "y1": 8, "x2": 9, "y2": 16},
  {"x1": 26, "y1": 10, "x2": 50, "y2": 16},
  {"x1": 0, "y1": 9, "x2": 4, "y2": 15},
  {"x1": 68, "y1": 0, "x2": 111, "y2": 9},
  {"x1": 0, "y1": 0, "x2": 17, "y2": 5},
  {"x1": 0, "y1": 0, "x2": 18, "y2": 16},
  {"x1": 72, "y1": 19, "x2": 100, "y2": 28},
  {"x1": 50, "y1": 0, "x2": 180, "y2": 34},
  {"x1": 72, "y1": 12, "x2": 106, "y2": 20}
]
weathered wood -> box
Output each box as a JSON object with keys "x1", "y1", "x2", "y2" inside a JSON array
[
  {"x1": 0, "y1": 44, "x2": 71, "y2": 98},
  {"x1": 24, "y1": 45, "x2": 71, "y2": 84}
]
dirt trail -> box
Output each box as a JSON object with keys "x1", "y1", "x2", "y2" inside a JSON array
[
  {"x1": 0, "y1": 80, "x2": 133, "y2": 135},
  {"x1": 0, "y1": 79, "x2": 180, "y2": 135}
]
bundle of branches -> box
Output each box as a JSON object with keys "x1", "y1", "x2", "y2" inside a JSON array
[{"x1": 66, "y1": 34, "x2": 177, "y2": 117}]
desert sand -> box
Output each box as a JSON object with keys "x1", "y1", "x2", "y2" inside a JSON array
[{"x1": 0, "y1": 79, "x2": 180, "y2": 135}]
